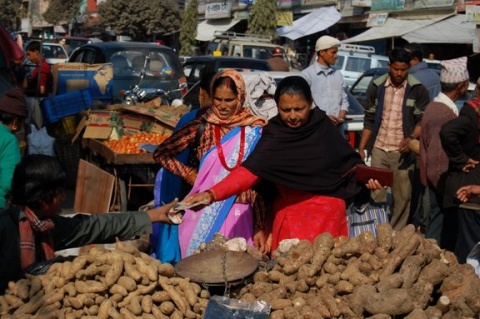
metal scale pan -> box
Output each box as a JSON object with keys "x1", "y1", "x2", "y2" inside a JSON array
[{"x1": 174, "y1": 250, "x2": 259, "y2": 287}]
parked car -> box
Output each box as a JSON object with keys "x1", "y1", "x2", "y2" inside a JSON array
[
  {"x1": 46, "y1": 36, "x2": 101, "y2": 55},
  {"x1": 67, "y1": 42, "x2": 187, "y2": 103},
  {"x1": 310, "y1": 44, "x2": 389, "y2": 88},
  {"x1": 182, "y1": 55, "x2": 272, "y2": 88}
]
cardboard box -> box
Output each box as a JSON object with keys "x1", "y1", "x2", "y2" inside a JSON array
[
  {"x1": 82, "y1": 104, "x2": 190, "y2": 140},
  {"x1": 53, "y1": 63, "x2": 114, "y2": 102}
]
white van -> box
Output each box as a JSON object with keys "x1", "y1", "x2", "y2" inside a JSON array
[{"x1": 309, "y1": 43, "x2": 389, "y2": 88}]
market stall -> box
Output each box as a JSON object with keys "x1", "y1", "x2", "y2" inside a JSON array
[{"x1": 80, "y1": 103, "x2": 190, "y2": 211}]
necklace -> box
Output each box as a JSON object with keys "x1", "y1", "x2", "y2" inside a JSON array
[{"x1": 214, "y1": 125, "x2": 245, "y2": 171}]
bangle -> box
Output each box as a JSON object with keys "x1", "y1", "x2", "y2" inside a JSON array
[{"x1": 205, "y1": 189, "x2": 215, "y2": 204}]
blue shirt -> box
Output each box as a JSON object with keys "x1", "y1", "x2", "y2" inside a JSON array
[{"x1": 301, "y1": 62, "x2": 349, "y2": 116}]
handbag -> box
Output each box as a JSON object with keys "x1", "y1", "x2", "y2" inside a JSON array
[{"x1": 346, "y1": 203, "x2": 390, "y2": 238}]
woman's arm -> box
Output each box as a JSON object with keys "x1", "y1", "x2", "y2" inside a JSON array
[
  {"x1": 183, "y1": 166, "x2": 261, "y2": 205},
  {"x1": 153, "y1": 121, "x2": 200, "y2": 182}
]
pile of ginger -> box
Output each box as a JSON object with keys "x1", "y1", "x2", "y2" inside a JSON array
[
  {"x1": 236, "y1": 224, "x2": 480, "y2": 319},
  {"x1": 1, "y1": 223, "x2": 480, "y2": 319}
]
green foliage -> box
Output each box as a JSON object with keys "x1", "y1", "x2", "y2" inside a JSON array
[
  {"x1": 179, "y1": 0, "x2": 198, "y2": 56},
  {"x1": 247, "y1": 0, "x2": 277, "y2": 40},
  {"x1": 43, "y1": 0, "x2": 82, "y2": 25},
  {"x1": 98, "y1": 0, "x2": 181, "y2": 41},
  {"x1": 0, "y1": 0, "x2": 22, "y2": 30}
]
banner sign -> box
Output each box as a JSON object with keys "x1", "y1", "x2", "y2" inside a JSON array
[
  {"x1": 466, "y1": 5, "x2": 480, "y2": 22},
  {"x1": 205, "y1": 2, "x2": 232, "y2": 19},
  {"x1": 352, "y1": 0, "x2": 372, "y2": 6},
  {"x1": 371, "y1": 0, "x2": 405, "y2": 11},
  {"x1": 367, "y1": 13, "x2": 388, "y2": 26}
]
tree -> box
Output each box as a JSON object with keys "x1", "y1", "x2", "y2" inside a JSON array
[
  {"x1": 247, "y1": 0, "x2": 277, "y2": 40},
  {"x1": 43, "y1": 0, "x2": 83, "y2": 26},
  {"x1": 179, "y1": 0, "x2": 198, "y2": 56},
  {"x1": 0, "y1": 0, "x2": 22, "y2": 31},
  {"x1": 99, "y1": 0, "x2": 181, "y2": 41}
]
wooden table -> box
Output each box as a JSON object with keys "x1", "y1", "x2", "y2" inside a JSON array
[{"x1": 82, "y1": 138, "x2": 159, "y2": 212}]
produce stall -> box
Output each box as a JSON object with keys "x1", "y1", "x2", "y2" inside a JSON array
[{"x1": 80, "y1": 104, "x2": 190, "y2": 211}]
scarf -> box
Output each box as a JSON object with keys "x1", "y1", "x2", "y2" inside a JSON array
[
  {"x1": 243, "y1": 107, "x2": 364, "y2": 198},
  {"x1": 202, "y1": 69, "x2": 267, "y2": 129},
  {"x1": 19, "y1": 206, "x2": 55, "y2": 270}
]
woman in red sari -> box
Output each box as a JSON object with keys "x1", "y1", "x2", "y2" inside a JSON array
[{"x1": 183, "y1": 76, "x2": 382, "y2": 252}]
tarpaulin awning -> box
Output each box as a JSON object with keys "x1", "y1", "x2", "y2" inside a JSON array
[
  {"x1": 342, "y1": 14, "x2": 452, "y2": 43},
  {"x1": 402, "y1": 14, "x2": 475, "y2": 44},
  {"x1": 277, "y1": 6, "x2": 341, "y2": 40},
  {"x1": 196, "y1": 19, "x2": 241, "y2": 42}
]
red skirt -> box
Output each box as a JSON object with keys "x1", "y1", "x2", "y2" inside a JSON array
[{"x1": 271, "y1": 186, "x2": 347, "y2": 252}]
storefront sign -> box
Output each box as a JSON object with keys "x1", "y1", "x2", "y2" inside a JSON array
[
  {"x1": 474, "y1": 27, "x2": 480, "y2": 53},
  {"x1": 367, "y1": 12, "x2": 388, "y2": 26},
  {"x1": 205, "y1": 2, "x2": 232, "y2": 19},
  {"x1": 353, "y1": 0, "x2": 372, "y2": 6},
  {"x1": 467, "y1": 4, "x2": 480, "y2": 22},
  {"x1": 371, "y1": 0, "x2": 405, "y2": 11},
  {"x1": 276, "y1": 0, "x2": 302, "y2": 8},
  {"x1": 302, "y1": 0, "x2": 338, "y2": 7},
  {"x1": 413, "y1": 0, "x2": 454, "y2": 8},
  {"x1": 277, "y1": 11, "x2": 293, "y2": 26}
]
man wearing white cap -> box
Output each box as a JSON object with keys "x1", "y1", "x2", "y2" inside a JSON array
[
  {"x1": 441, "y1": 74, "x2": 480, "y2": 263},
  {"x1": 419, "y1": 57, "x2": 470, "y2": 250},
  {"x1": 301, "y1": 35, "x2": 349, "y2": 128}
]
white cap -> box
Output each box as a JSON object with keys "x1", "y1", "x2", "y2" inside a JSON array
[{"x1": 315, "y1": 35, "x2": 341, "y2": 52}]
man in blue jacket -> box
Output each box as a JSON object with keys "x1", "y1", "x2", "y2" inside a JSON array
[{"x1": 358, "y1": 47, "x2": 430, "y2": 231}]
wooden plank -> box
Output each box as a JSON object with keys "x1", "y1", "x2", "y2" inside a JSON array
[{"x1": 74, "y1": 159, "x2": 115, "y2": 214}]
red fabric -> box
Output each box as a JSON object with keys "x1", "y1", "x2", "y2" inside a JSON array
[
  {"x1": 271, "y1": 186, "x2": 347, "y2": 252},
  {"x1": 19, "y1": 207, "x2": 55, "y2": 269},
  {"x1": 210, "y1": 167, "x2": 348, "y2": 252},
  {"x1": 210, "y1": 166, "x2": 260, "y2": 200},
  {"x1": 30, "y1": 58, "x2": 51, "y2": 89}
]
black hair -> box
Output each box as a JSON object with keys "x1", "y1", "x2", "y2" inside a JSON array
[
  {"x1": 389, "y1": 47, "x2": 411, "y2": 65},
  {"x1": 274, "y1": 76, "x2": 312, "y2": 104},
  {"x1": 441, "y1": 81, "x2": 466, "y2": 93},
  {"x1": 26, "y1": 40, "x2": 41, "y2": 52},
  {"x1": 10, "y1": 154, "x2": 66, "y2": 210},
  {"x1": 403, "y1": 43, "x2": 424, "y2": 62},
  {"x1": 0, "y1": 112, "x2": 18, "y2": 126},
  {"x1": 212, "y1": 75, "x2": 239, "y2": 96},
  {"x1": 199, "y1": 71, "x2": 216, "y2": 92}
]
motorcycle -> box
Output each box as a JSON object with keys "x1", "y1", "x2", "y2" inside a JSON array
[{"x1": 121, "y1": 55, "x2": 187, "y2": 106}]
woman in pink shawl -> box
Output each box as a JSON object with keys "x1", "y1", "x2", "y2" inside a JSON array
[{"x1": 153, "y1": 69, "x2": 268, "y2": 257}]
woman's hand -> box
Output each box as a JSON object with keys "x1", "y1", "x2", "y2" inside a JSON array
[
  {"x1": 365, "y1": 179, "x2": 385, "y2": 191},
  {"x1": 462, "y1": 158, "x2": 479, "y2": 173},
  {"x1": 147, "y1": 199, "x2": 178, "y2": 224},
  {"x1": 253, "y1": 229, "x2": 269, "y2": 255},
  {"x1": 181, "y1": 191, "x2": 212, "y2": 210},
  {"x1": 457, "y1": 185, "x2": 480, "y2": 202}
]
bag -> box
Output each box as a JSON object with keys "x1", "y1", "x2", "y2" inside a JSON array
[
  {"x1": 347, "y1": 203, "x2": 390, "y2": 238},
  {"x1": 341, "y1": 164, "x2": 394, "y2": 187},
  {"x1": 27, "y1": 124, "x2": 55, "y2": 156},
  {"x1": 203, "y1": 295, "x2": 270, "y2": 319}
]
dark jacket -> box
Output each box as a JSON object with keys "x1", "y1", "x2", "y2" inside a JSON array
[
  {"x1": 440, "y1": 99, "x2": 480, "y2": 208},
  {"x1": 363, "y1": 73, "x2": 430, "y2": 154},
  {"x1": 0, "y1": 207, "x2": 152, "y2": 293}
]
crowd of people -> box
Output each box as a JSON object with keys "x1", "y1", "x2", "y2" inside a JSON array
[{"x1": 2, "y1": 34, "x2": 480, "y2": 293}]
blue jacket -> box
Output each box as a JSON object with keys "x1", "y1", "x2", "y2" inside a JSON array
[{"x1": 364, "y1": 73, "x2": 430, "y2": 154}]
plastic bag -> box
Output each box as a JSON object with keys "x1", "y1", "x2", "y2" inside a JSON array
[
  {"x1": 467, "y1": 242, "x2": 480, "y2": 277},
  {"x1": 203, "y1": 295, "x2": 270, "y2": 319},
  {"x1": 27, "y1": 124, "x2": 55, "y2": 156}
]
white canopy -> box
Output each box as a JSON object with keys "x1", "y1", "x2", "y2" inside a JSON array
[
  {"x1": 402, "y1": 14, "x2": 475, "y2": 44},
  {"x1": 196, "y1": 19, "x2": 241, "y2": 42},
  {"x1": 342, "y1": 14, "x2": 452, "y2": 44},
  {"x1": 277, "y1": 6, "x2": 341, "y2": 40}
]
